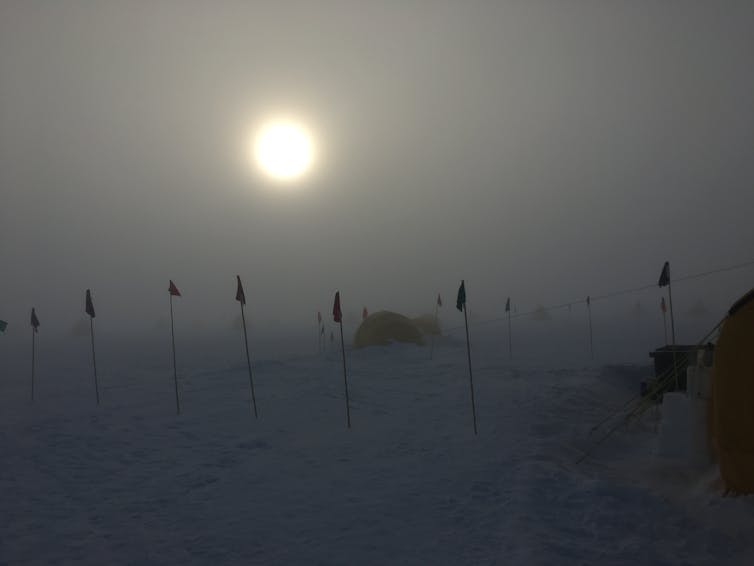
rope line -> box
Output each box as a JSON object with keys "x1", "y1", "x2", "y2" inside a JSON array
[
  {"x1": 575, "y1": 317, "x2": 724, "y2": 465},
  {"x1": 444, "y1": 259, "x2": 754, "y2": 333}
]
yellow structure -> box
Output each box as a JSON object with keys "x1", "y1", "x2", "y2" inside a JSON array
[
  {"x1": 353, "y1": 311, "x2": 425, "y2": 349},
  {"x1": 411, "y1": 314, "x2": 442, "y2": 336},
  {"x1": 710, "y1": 288, "x2": 754, "y2": 494}
]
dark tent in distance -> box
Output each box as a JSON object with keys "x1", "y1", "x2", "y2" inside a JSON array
[
  {"x1": 411, "y1": 314, "x2": 442, "y2": 336},
  {"x1": 353, "y1": 311, "x2": 425, "y2": 349}
]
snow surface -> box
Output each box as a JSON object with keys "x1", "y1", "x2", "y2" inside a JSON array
[{"x1": 1, "y1": 334, "x2": 753, "y2": 565}]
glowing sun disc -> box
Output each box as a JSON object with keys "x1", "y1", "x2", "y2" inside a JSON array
[{"x1": 253, "y1": 121, "x2": 314, "y2": 181}]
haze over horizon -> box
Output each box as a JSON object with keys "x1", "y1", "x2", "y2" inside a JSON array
[{"x1": 2, "y1": 1, "x2": 753, "y2": 342}]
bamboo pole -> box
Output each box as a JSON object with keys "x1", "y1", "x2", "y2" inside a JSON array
[{"x1": 170, "y1": 294, "x2": 180, "y2": 415}]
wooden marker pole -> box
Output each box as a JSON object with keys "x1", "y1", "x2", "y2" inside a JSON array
[
  {"x1": 661, "y1": 298, "x2": 669, "y2": 344},
  {"x1": 457, "y1": 280, "x2": 477, "y2": 435},
  {"x1": 31, "y1": 326, "x2": 36, "y2": 402},
  {"x1": 333, "y1": 291, "x2": 351, "y2": 428},
  {"x1": 506, "y1": 298, "x2": 512, "y2": 360},
  {"x1": 462, "y1": 303, "x2": 478, "y2": 436},
  {"x1": 85, "y1": 289, "x2": 99, "y2": 405},
  {"x1": 339, "y1": 320, "x2": 350, "y2": 428},
  {"x1": 30, "y1": 308, "x2": 39, "y2": 401},
  {"x1": 90, "y1": 317, "x2": 100, "y2": 405},
  {"x1": 240, "y1": 302, "x2": 258, "y2": 418},
  {"x1": 586, "y1": 296, "x2": 594, "y2": 359},
  {"x1": 169, "y1": 289, "x2": 181, "y2": 415}
]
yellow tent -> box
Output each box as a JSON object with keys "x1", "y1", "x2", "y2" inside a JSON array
[
  {"x1": 353, "y1": 311, "x2": 425, "y2": 349},
  {"x1": 710, "y1": 288, "x2": 754, "y2": 494},
  {"x1": 411, "y1": 314, "x2": 442, "y2": 336}
]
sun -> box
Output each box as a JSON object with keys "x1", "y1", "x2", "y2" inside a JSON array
[{"x1": 252, "y1": 120, "x2": 315, "y2": 182}]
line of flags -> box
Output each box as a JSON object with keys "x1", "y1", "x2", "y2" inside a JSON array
[
  {"x1": 6, "y1": 261, "x2": 683, "y2": 431},
  {"x1": 0, "y1": 260, "x2": 694, "y2": 347}
]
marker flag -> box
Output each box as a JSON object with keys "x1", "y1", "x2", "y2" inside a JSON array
[
  {"x1": 235, "y1": 275, "x2": 246, "y2": 305},
  {"x1": 333, "y1": 292, "x2": 342, "y2": 323},
  {"x1": 456, "y1": 280, "x2": 466, "y2": 312},
  {"x1": 169, "y1": 280, "x2": 181, "y2": 297},
  {"x1": 658, "y1": 262, "x2": 670, "y2": 287},
  {"x1": 85, "y1": 289, "x2": 96, "y2": 318}
]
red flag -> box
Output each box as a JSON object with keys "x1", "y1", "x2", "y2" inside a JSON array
[
  {"x1": 30, "y1": 308, "x2": 40, "y2": 332},
  {"x1": 169, "y1": 280, "x2": 181, "y2": 297},
  {"x1": 85, "y1": 289, "x2": 96, "y2": 318},
  {"x1": 661, "y1": 297, "x2": 667, "y2": 313},
  {"x1": 235, "y1": 275, "x2": 246, "y2": 305},
  {"x1": 333, "y1": 291, "x2": 342, "y2": 323},
  {"x1": 437, "y1": 293, "x2": 442, "y2": 307},
  {"x1": 362, "y1": 307, "x2": 368, "y2": 320}
]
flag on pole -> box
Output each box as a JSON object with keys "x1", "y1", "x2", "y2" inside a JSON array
[
  {"x1": 505, "y1": 297, "x2": 510, "y2": 312},
  {"x1": 456, "y1": 279, "x2": 477, "y2": 435},
  {"x1": 437, "y1": 294, "x2": 442, "y2": 307},
  {"x1": 85, "y1": 289, "x2": 96, "y2": 318},
  {"x1": 661, "y1": 297, "x2": 667, "y2": 313},
  {"x1": 0, "y1": 320, "x2": 7, "y2": 333},
  {"x1": 333, "y1": 292, "x2": 342, "y2": 323},
  {"x1": 317, "y1": 311, "x2": 322, "y2": 324},
  {"x1": 85, "y1": 289, "x2": 100, "y2": 405},
  {"x1": 235, "y1": 275, "x2": 246, "y2": 305},
  {"x1": 362, "y1": 307, "x2": 368, "y2": 320},
  {"x1": 169, "y1": 280, "x2": 181, "y2": 297},
  {"x1": 236, "y1": 275, "x2": 257, "y2": 417},
  {"x1": 168, "y1": 280, "x2": 181, "y2": 414},
  {"x1": 456, "y1": 281, "x2": 466, "y2": 311},
  {"x1": 321, "y1": 325, "x2": 325, "y2": 336},
  {"x1": 586, "y1": 296, "x2": 591, "y2": 306},
  {"x1": 332, "y1": 290, "x2": 352, "y2": 428},
  {"x1": 31, "y1": 308, "x2": 40, "y2": 332},
  {"x1": 658, "y1": 261, "x2": 670, "y2": 287}
]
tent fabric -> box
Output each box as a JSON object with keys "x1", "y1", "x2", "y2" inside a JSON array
[
  {"x1": 710, "y1": 287, "x2": 754, "y2": 494},
  {"x1": 411, "y1": 314, "x2": 442, "y2": 336},
  {"x1": 352, "y1": 311, "x2": 425, "y2": 349}
]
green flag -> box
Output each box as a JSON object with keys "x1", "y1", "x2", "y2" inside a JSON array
[
  {"x1": 456, "y1": 280, "x2": 466, "y2": 311},
  {"x1": 0, "y1": 320, "x2": 7, "y2": 333}
]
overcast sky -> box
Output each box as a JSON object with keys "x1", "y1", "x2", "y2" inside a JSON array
[{"x1": 2, "y1": 0, "x2": 753, "y2": 340}]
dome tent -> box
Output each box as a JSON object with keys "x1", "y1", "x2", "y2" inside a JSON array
[
  {"x1": 352, "y1": 311, "x2": 425, "y2": 349},
  {"x1": 411, "y1": 314, "x2": 442, "y2": 336},
  {"x1": 710, "y1": 288, "x2": 754, "y2": 494}
]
